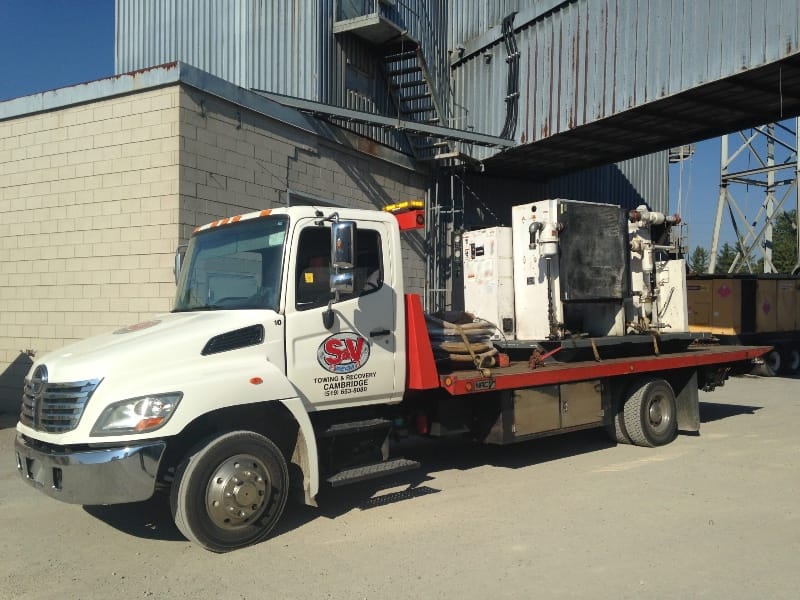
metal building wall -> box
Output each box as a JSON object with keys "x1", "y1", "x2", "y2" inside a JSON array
[
  {"x1": 457, "y1": 149, "x2": 669, "y2": 227},
  {"x1": 382, "y1": 0, "x2": 450, "y2": 124},
  {"x1": 448, "y1": 0, "x2": 539, "y2": 47},
  {"x1": 116, "y1": 0, "x2": 326, "y2": 100},
  {"x1": 449, "y1": 0, "x2": 800, "y2": 155},
  {"x1": 115, "y1": 0, "x2": 449, "y2": 147},
  {"x1": 115, "y1": 0, "x2": 669, "y2": 209},
  {"x1": 325, "y1": 0, "x2": 450, "y2": 138},
  {"x1": 541, "y1": 150, "x2": 669, "y2": 214}
]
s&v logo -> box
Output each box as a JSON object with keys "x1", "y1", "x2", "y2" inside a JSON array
[{"x1": 317, "y1": 333, "x2": 370, "y2": 374}]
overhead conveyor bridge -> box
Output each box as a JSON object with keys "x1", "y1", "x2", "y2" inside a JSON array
[{"x1": 448, "y1": 0, "x2": 800, "y2": 178}]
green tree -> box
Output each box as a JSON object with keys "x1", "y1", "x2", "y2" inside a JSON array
[
  {"x1": 770, "y1": 210, "x2": 798, "y2": 273},
  {"x1": 688, "y1": 246, "x2": 709, "y2": 274},
  {"x1": 714, "y1": 242, "x2": 738, "y2": 274}
]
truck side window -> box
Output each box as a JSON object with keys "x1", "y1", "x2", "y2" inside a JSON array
[
  {"x1": 294, "y1": 227, "x2": 383, "y2": 310},
  {"x1": 295, "y1": 228, "x2": 332, "y2": 310},
  {"x1": 353, "y1": 229, "x2": 383, "y2": 297}
]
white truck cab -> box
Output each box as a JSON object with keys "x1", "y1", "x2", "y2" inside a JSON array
[{"x1": 16, "y1": 206, "x2": 409, "y2": 552}]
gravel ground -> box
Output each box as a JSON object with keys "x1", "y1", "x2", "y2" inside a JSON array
[{"x1": 1, "y1": 374, "x2": 799, "y2": 599}]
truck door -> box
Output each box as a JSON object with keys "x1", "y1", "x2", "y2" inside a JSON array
[{"x1": 284, "y1": 218, "x2": 401, "y2": 409}]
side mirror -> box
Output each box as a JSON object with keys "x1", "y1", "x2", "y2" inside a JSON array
[
  {"x1": 331, "y1": 221, "x2": 356, "y2": 269},
  {"x1": 174, "y1": 244, "x2": 188, "y2": 284},
  {"x1": 323, "y1": 219, "x2": 356, "y2": 330},
  {"x1": 330, "y1": 271, "x2": 354, "y2": 295}
]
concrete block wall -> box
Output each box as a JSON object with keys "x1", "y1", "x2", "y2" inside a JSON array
[
  {"x1": 0, "y1": 88, "x2": 181, "y2": 412},
  {"x1": 177, "y1": 87, "x2": 429, "y2": 295}
]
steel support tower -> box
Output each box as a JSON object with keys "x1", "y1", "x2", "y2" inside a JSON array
[{"x1": 709, "y1": 120, "x2": 800, "y2": 274}]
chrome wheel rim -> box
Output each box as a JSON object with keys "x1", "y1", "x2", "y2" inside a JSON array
[
  {"x1": 205, "y1": 454, "x2": 270, "y2": 530},
  {"x1": 647, "y1": 393, "x2": 671, "y2": 435}
]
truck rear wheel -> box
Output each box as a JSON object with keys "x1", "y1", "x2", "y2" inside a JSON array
[
  {"x1": 765, "y1": 349, "x2": 782, "y2": 375},
  {"x1": 171, "y1": 431, "x2": 289, "y2": 552},
  {"x1": 622, "y1": 379, "x2": 677, "y2": 447},
  {"x1": 781, "y1": 347, "x2": 800, "y2": 375},
  {"x1": 605, "y1": 400, "x2": 631, "y2": 444}
]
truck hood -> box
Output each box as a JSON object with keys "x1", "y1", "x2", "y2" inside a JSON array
[{"x1": 29, "y1": 310, "x2": 275, "y2": 384}]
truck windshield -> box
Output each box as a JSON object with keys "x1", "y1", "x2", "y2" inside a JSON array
[{"x1": 174, "y1": 216, "x2": 288, "y2": 312}]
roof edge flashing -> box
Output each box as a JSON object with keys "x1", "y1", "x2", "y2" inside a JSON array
[
  {"x1": 0, "y1": 61, "x2": 422, "y2": 172},
  {"x1": 0, "y1": 62, "x2": 182, "y2": 122}
]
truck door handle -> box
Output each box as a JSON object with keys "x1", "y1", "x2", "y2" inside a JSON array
[{"x1": 370, "y1": 328, "x2": 391, "y2": 338}]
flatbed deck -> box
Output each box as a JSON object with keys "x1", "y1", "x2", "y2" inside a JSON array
[{"x1": 438, "y1": 345, "x2": 770, "y2": 395}]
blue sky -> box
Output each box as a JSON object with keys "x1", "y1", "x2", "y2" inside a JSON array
[
  {"x1": 671, "y1": 126, "x2": 799, "y2": 258},
  {"x1": 0, "y1": 1, "x2": 778, "y2": 254},
  {"x1": 0, "y1": 0, "x2": 114, "y2": 101},
  {"x1": 669, "y1": 140, "x2": 723, "y2": 253}
]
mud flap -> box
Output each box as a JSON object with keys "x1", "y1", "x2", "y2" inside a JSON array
[{"x1": 673, "y1": 371, "x2": 700, "y2": 433}]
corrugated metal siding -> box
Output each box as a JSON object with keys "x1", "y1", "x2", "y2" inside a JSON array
[
  {"x1": 116, "y1": 0, "x2": 324, "y2": 100},
  {"x1": 449, "y1": 0, "x2": 800, "y2": 152},
  {"x1": 249, "y1": 0, "x2": 323, "y2": 98},
  {"x1": 115, "y1": 0, "x2": 448, "y2": 147},
  {"x1": 319, "y1": 0, "x2": 450, "y2": 142},
  {"x1": 384, "y1": 1, "x2": 450, "y2": 123},
  {"x1": 457, "y1": 149, "x2": 669, "y2": 226},
  {"x1": 330, "y1": 32, "x2": 408, "y2": 147},
  {"x1": 447, "y1": 0, "x2": 538, "y2": 47}
]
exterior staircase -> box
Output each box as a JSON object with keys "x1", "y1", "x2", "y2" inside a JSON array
[{"x1": 383, "y1": 42, "x2": 453, "y2": 162}]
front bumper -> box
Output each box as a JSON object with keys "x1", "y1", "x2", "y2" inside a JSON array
[{"x1": 14, "y1": 433, "x2": 166, "y2": 505}]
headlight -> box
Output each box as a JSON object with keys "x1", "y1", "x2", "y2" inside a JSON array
[{"x1": 91, "y1": 392, "x2": 183, "y2": 436}]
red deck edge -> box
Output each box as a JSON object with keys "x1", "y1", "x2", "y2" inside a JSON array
[
  {"x1": 405, "y1": 293, "x2": 439, "y2": 390},
  {"x1": 439, "y1": 345, "x2": 771, "y2": 395}
]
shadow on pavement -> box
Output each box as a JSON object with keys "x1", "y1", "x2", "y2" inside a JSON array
[
  {"x1": 43, "y1": 397, "x2": 781, "y2": 547},
  {"x1": 82, "y1": 428, "x2": 616, "y2": 546},
  {"x1": 0, "y1": 414, "x2": 18, "y2": 430},
  {"x1": 83, "y1": 494, "x2": 185, "y2": 542},
  {"x1": 699, "y1": 401, "x2": 762, "y2": 423}
]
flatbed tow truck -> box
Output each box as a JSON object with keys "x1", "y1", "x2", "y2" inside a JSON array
[{"x1": 15, "y1": 201, "x2": 768, "y2": 551}]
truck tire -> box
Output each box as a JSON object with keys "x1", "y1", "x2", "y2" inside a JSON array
[
  {"x1": 604, "y1": 401, "x2": 631, "y2": 444},
  {"x1": 781, "y1": 347, "x2": 800, "y2": 375},
  {"x1": 622, "y1": 379, "x2": 677, "y2": 448},
  {"x1": 171, "y1": 431, "x2": 289, "y2": 552},
  {"x1": 765, "y1": 349, "x2": 782, "y2": 375}
]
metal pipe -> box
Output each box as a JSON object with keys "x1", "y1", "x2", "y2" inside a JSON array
[
  {"x1": 795, "y1": 117, "x2": 800, "y2": 275},
  {"x1": 709, "y1": 135, "x2": 728, "y2": 273},
  {"x1": 765, "y1": 124, "x2": 775, "y2": 273},
  {"x1": 545, "y1": 257, "x2": 558, "y2": 340}
]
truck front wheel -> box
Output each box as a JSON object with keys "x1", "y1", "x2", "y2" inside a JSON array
[
  {"x1": 622, "y1": 379, "x2": 677, "y2": 447},
  {"x1": 171, "y1": 431, "x2": 289, "y2": 552}
]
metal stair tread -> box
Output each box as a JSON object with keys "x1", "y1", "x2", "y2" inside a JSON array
[
  {"x1": 326, "y1": 458, "x2": 421, "y2": 487},
  {"x1": 399, "y1": 92, "x2": 432, "y2": 102},
  {"x1": 321, "y1": 418, "x2": 392, "y2": 437},
  {"x1": 384, "y1": 50, "x2": 418, "y2": 62},
  {"x1": 401, "y1": 106, "x2": 436, "y2": 115},
  {"x1": 413, "y1": 140, "x2": 450, "y2": 150},
  {"x1": 391, "y1": 79, "x2": 427, "y2": 89},
  {"x1": 386, "y1": 66, "x2": 423, "y2": 77}
]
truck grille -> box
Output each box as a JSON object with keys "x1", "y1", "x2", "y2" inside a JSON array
[{"x1": 19, "y1": 378, "x2": 101, "y2": 433}]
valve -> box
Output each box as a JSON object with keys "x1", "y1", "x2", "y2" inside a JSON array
[{"x1": 629, "y1": 205, "x2": 681, "y2": 227}]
